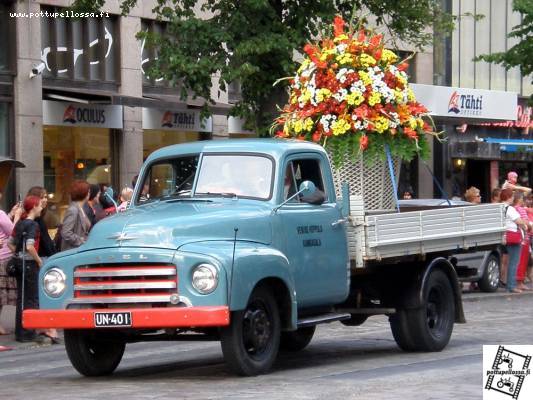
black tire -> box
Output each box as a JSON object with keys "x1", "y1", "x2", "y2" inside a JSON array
[
  {"x1": 220, "y1": 286, "x2": 280, "y2": 376},
  {"x1": 389, "y1": 309, "x2": 417, "y2": 351},
  {"x1": 64, "y1": 330, "x2": 125, "y2": 376},
  {"x1": 478, "y1": 254, "x2": 500, "y2": 293},
  {"x1": 390, "y1": 269, "x2": 455, "y2": 352},
  {"x1": 280, "y1": 326, "x2": 315, "y2": 352}
]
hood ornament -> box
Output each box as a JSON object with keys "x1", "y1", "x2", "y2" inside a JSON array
[{"x1": 108, "y1": 232, "x2": 137, "y2": 244}]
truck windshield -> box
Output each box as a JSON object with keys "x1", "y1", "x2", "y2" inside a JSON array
[
  {"x1": 136, "y1": 155, "x2": 199, "y2": 204},
  {"x1": 195, "y1": 154, "x2": 273, "y2": 200}
]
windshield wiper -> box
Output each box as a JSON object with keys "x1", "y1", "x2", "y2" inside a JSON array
[{"x1": 195, "y1": 192, "x2": 238, "y2": 198}]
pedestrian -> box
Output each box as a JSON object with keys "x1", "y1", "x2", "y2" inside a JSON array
[
  {"x1": 26, "y1": 187, "x2": 60, "y2": 342},
  {"x1": 98, "y1": 191, "x2": 117, "y2": 219},
  {"x1": 7, "y1": 195, "x2": 44, "y2": 342},
  {"x1": 512, "y1": 192, "x2": 533, "y2": 291},
  {"x1": 0, "y1": 190, "x2": 22, "y2": 335},
  {"x1": 60, "y1": 180, "x2": 91, "y2": 251},
  {"x1": 502, "y1": 171, "x2": 531, "y2": 193},
  {"x1": 402, "y1": 190, "x2": 413, "y2": 200},
  {"x1": 491, "y1": 188, "x2": 501, "y2": 203},
  {"x1": 117, "y1": 187, "x2": 133, "y2": 212},
  {"x1": 464, "y1": 186, "x2": 481, "y2": 204},
  {"x1": 500, "y1": 188, "x2": 528, "y2": 293},
  {"x1": 83, "y1": 184, "x2": 104, "y2": 228}
]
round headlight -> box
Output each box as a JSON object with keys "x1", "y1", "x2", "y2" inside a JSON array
[
  {"x1": 43, "y1": 268, "x2": 66, "y2": 298},
  {"x1": 191, "y1": 264, "x2": 218, "y2": 294}
]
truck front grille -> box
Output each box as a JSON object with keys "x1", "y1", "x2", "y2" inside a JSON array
[{"x1": 71, "y1": 264, "x2": 177, "y2": 307}]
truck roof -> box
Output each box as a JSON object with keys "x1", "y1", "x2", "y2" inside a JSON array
[{"x1": 145, "y1": 138, "x2": 327, "y2": 163}]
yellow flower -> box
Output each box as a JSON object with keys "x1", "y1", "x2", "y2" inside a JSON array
[
  {"x1": 290, "y1": 94, "x2": 298, "y2": 104},
  {"x1": 334, "y1": 34, "x2": 349, "y2": 43},
  {"x1": 331, "y1": 119, "x2": 351, "y2": 136},
  {"x1": 396, "y1": 74, "x2": 407, "y2": 86},
  {"x1": 416, "y1": 118, "x2": 424, "y2": 128},
  {"x1": 346, "y1": 92, "x2": 365, "y2": 106},
  {"x1": 407, "y1": 87, "x2": 416, "y2": 102},
  {"x1": 293, "y1": 119, "x2": 304, "y2": 133},
  {"x1": 373, "y1": 116, "x2": 390, "y2": 133},
  {"x1": 394, "y1": 90, "x2": 404, "y2": 103},
  {"x1": 297, "y1": 59, "x2": 311, "y2": 73},
  {"x1": 316, "y1": 88, "x2": 332, "y2": 102},
  {"x1": 298, "y1": 89, "x2": 312, "y2": 104},
  {"x1": 336, "y1": 53, "x2": 354, "y2": 65},
  {"x1": 368, "y1": 92, "x2": 381, "y2": 106},
  {"x1": 358, "y1": 71, "x2": 372, "y2": 86},
  {"x1": 381, "y1": 49, "x2": 398, "y2": 64},
  {"x1": 359, "y1": 53, "x2": 376, "y2": 68},
  {"x1": 408, "y1": 117, "x2": 418, "y2": 130},
  {"x1": 304, "y1": 118, "x2": 314, "y2": 131}
]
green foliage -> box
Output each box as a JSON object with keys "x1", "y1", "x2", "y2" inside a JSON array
[
  {"x1": 476, "y1": 0, "x2": 533, "y2": 96},
  {"x1": 73, "y1": 0, "x2": 455, "y2": 133}
]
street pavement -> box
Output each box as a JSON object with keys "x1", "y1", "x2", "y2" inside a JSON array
[{"x1": 0, "y1": 290, "x2": 532, "y2": 399}]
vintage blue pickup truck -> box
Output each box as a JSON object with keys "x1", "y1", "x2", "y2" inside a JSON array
[{"x1": 24, "y1": 139, "x2": 505, "y2": 376}]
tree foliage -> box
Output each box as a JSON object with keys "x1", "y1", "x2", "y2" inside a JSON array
[
  {"x1": 74, "y1": 0, "x2": 455, "y2": 135},
  {"x1": 477, "y1": 0, "x2": 533, "y2": 92}
]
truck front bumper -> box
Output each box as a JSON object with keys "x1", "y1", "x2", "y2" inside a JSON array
[{"x1": 23, "y1": 306, "x2": 230, "y2": 329}]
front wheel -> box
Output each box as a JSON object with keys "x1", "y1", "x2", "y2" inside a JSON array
[
  {"x1": 220, "y1": 287, "x2": 280, "y2": 376},
  {"x1": 64, "y1": 330, "x2": 125, "y2": 376}
]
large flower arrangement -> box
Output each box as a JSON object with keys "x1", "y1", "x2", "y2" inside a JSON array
[{"x1": 273, "y1": 16, "x2": 436, "y2": 167}]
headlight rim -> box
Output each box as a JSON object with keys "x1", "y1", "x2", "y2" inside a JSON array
[
  {"x1": 43, "y1": 267, "x2": 67, "y2": 298},
  {"x1": 191, "y1": 263, "x2": 219, "y2": 295}
]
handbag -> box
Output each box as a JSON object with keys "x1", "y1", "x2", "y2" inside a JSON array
[
  {"x1": 505, "y1": 230, "x2": 523, "y2": 245},
  {"x1": 6, "y1": 257, "x2": 22, "y2": 278}
]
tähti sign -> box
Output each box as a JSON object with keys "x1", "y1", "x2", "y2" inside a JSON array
[{"x1": 142, "y1": 108, "x2": 212, "y2": 132}]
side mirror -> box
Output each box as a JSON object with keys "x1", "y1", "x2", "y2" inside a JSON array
[
  {"x1": 298, "y1": 181, "x2": 316, "y2": 197},
  {"x1": 273, "y1": 180, "x2": 318, "y2": 213}
]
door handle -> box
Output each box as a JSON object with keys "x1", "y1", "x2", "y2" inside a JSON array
[{"x1": 331, "y1": 218, "x2": 348, "y2": 227}]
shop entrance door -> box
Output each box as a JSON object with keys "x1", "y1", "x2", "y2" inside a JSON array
[{"x1": 467, "y1": 160, "x2": 490, "y2": 202}]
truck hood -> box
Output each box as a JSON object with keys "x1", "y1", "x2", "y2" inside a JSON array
[{"x1": 84, "y1": 200, "x2": 273, "y2": 250}]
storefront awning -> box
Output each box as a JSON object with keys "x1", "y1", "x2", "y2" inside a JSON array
[{"x1": 483, "y1": 137, "x2": 533, "y2": 152}]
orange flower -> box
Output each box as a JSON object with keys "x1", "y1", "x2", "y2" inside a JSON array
[
  {"x1": 403, "y1": 127, "x2": 418, "y2": 139},
  {"x1": 312, "y1": 131, "x2": 322, "y2": 142},
  {"x1": 359, "y1": 135, "x2": 369, "y2": 150},
  {"x1": 333, "y1": 16, "x2": 345, "y2": 37}
]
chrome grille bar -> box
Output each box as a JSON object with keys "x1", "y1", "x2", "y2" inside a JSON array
[
  {"x1": 74, "y1": 267, "x2": 176, "y2": 278},
  {"x1": 70, "y1": 295, "x2": 173, "y2": 304},
  {"x1": 74, "y1": 281, "x2": 177, "y2": 291}
]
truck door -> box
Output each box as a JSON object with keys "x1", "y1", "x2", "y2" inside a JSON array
[{"x1": 275, "y1": 155, "x2": 349, "y2": 308}]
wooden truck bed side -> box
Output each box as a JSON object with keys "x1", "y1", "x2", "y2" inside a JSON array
[{"x1": 347, "y1": 196, "x2": 505, "y2": 267}]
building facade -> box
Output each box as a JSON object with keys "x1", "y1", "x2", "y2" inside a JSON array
[{"x1": 438, "y1": 0, "x2": 533, "y2": 200}]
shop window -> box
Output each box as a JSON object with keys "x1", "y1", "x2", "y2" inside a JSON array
[
  {"x1": 141, "y1": 20, "x2": 167, "y2": 88},
  {"x1": 0, "y1": 3, "x2": 14, "y2": 74},
  {"x1": 40, "y1": 6, "x2": 119, "y2": 83},
  {"x1": 43, "y1": 126, "x2": 111, "y2": 224}
]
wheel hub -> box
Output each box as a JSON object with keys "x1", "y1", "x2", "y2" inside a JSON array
[{"x1": 243, "y1": 306, "x2": 272, "y2": 355}]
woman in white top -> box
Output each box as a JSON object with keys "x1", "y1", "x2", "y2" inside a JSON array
[{"x1": 500, "y1": 188, "x2": 528, "y2": 293}]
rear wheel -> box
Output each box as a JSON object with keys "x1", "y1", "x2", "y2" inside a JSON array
[
  {"x1": 390, "y1": 269, "x2": 455, "y2": 352},
  {"x1": 64, "y1": 330, "x2": 125, "y2": 376},
  {"x1": 478, "y1": 254, "x2": 500, "y2": 293},
  {"x1": 280, "y1": 326, "x2": 315, "y2": 352},
  {"x1": 220, "y1": 286, "x2": 280, "y2": 376}
]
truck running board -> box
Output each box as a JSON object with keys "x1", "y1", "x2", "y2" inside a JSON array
[{"x1": 297, "y1": 312, "x2": 351, "y2": 328}]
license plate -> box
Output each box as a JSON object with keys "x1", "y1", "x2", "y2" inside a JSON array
[{"x1": 94, "y1": 312, "x2": 132, "y2": 328}]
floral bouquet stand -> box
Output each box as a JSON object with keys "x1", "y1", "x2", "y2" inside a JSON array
[{"x1": 274, "y1": 16, "x2": 436, "y2": 210}]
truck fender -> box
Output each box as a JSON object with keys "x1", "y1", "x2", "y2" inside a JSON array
[
  {"x1": 229, "y1": 243, "x2": 298, "y2": 331},
  {"x1": 421, "y1": 257, "x2": 466, "y2": 324},
  {"x1": 396, "y1": 257, "x2": 465, "y2": 323}
]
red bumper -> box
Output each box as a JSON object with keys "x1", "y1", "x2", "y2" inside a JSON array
[{"x1": 23, "y1": 306, "x2": 230, "y2": 329}]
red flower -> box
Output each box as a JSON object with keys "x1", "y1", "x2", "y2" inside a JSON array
[
  {"x1": 403, "y1": 127, "x2": 418, "y2": 139},
  {"x1": 333, "y1": 16, "x2": 345, "y2": 37},
  {"x1": 312, "y1": 131, "x2": 322, "y2": 142},
  {"x1": 359, "y1": 135, "x2": 369, "y2": 150}
]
